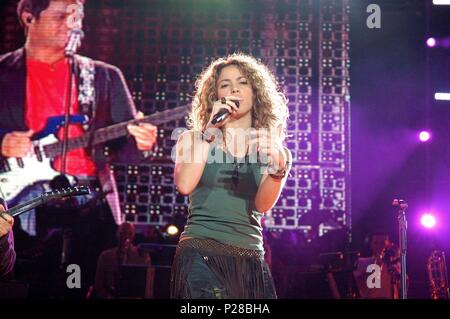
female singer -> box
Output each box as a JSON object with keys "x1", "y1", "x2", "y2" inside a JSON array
[{"x1": 171, "y1": 53, "x2": 291, "y2": 299}]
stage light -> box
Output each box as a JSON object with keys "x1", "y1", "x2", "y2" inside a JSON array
[
  {"x1": 421, "y1": 214, "x2": 437, "y2": 229},
  {"x1": 426, "y1": 36, "x2": 450, "y2": 49},
  {"x1": 435, "y1": 93, "x2": 450, "y2": 101},
  {"x1": 426, "y1": 38, "x2": 436, "y2": 47},
  {"x1": 418, "y1": 131, "x2": 431, "y2": 142},
  {"x1": 433, "y1": 0, "x2": 450, "y2": 5},
  {"x1": 166, "y1": 225, "x2": 179, "y2": 236}
]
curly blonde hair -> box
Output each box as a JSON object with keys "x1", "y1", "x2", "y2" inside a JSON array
[{"x1": 187, "y1": 53, "x2": 289, "y2": 141}]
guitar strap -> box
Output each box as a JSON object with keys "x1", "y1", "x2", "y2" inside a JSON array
[{"x1": 76, "y1": 55, "x2": 96, "y2": 130}]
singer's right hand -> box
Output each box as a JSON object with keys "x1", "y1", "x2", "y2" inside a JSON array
[
  {"x1": 1, "y1": 130, "x2": 34, "y2": 158},
  {"x1": 0, "y1": 205, "x2": 13, "y2": 238},
  {"x1": 206, "y1": 96, "x2": 243, "y2": 129}
]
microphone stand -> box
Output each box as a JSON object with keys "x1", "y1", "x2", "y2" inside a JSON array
[
  {"x1": 61, "y1": 55, "x2": 75, "y2": 175},
  {"x1": 393, "y1": 199, "x2": 408, "y2": 299},
  {"x1": 61, "y1": 29, "x2": 84, "y2": 175}
]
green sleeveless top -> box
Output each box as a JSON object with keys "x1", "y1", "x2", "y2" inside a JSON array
[{"x1": 180, "y1": 145, "x2": 265, "y2": 252}]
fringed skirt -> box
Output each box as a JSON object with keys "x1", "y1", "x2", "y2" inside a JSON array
[{"x1": 170, "y1": 237, "x2": 277, "y2": 299}]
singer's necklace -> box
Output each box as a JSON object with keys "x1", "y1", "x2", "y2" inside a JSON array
[{"x1": 224, "y1": 133, "x2": 249, "y2": 186}]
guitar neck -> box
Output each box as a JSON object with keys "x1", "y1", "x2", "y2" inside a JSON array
[
  {"x1": 43, "y1": 105, "x2": 188, "y2": 158},
  {"x1": 44, "y1": 121, "x2": 129, "y2": 158},
  {"x1": 6, "y1": 196, "x2": 44, "y2": 217},
  {"x1": 4, "y1": 186, "x2": 90, "y2": 217}
]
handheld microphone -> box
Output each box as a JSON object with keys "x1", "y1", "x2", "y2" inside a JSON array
[
  {"x1": 211, "y1": 100, "x2": 240, "y2": 125},
  {"x1": 65, "y1": 28, "x2": 84, "y2": 57}
]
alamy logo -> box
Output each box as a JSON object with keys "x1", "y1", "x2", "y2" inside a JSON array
[
  {"x1": 66, "y1": 264, "x2": 81, "y2": 289},
  {"x1": 366, "y1": 264, "x2": 381, "y2": 288},
  {"x1": 366, "y1": 4, "x2": 381, "y2": 29}
]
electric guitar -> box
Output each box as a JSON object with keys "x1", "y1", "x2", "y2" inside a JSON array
[
  {"x1": 0, "y1": 105, "x2": 189, "y2": 202},
  {"x1": 0, "y1": 186, "x2": 90, "y2": 218}
]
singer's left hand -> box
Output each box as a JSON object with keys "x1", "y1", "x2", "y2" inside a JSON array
[
  {"x1": 0, "y1": 205, "x2": 13, "y2": 238},
  {"x1": 127, "y1": 112, "x2": 158, "y2": 151}
]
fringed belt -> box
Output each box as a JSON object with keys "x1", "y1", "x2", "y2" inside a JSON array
[
  {"x1": 177, "y1": 237, "x2": 264, "y2": 259},
  {"x1": 171, "y1": 237, "x2": 276, "y2": 299}
]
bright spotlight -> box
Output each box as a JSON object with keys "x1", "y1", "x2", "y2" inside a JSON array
[
  {"x1": 421, "y1": 214, "x2": 437, "y2": 229},
  {"x1": 435, "y1": 93, "x2": 450, "y2": 101},
  {"x1": 418, "y1": 131, "x2": 431, "y2": 142},
  {"x1": 426, "y1": 38, "x2": 436, "y2": 47},
  {"x1": 433, "y1": 0, "x2": 450, "y2": 5},
  {"x1": 167, "y1": 225, "x2": 179, "y2": 236}
]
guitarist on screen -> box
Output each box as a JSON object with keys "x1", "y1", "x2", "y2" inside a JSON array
[
  {"x1": 0, "y1": 0, "x2": 157, "y2": 292},
  {"x1": 0, "y1": 0, "x2": 157, "y2": 233}
]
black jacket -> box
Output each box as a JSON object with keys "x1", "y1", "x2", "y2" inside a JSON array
[{"x1": 0, "y1": 48, "x2": 146, "y2": 224}]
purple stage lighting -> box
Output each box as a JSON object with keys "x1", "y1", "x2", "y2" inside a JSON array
[
  {"x1": 421, "y1": 214, "x2": 437, "y2": 229},
  {"x1": 418, "y1": 131, "x2": 431, "y2": 142},
  {"x1": 426, "y1": 38, "x2": 436, "y2": 47}
]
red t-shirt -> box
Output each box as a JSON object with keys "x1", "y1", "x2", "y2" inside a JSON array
[{"x1": 26, "y1": 57, "x2": 97, "y2": 176}]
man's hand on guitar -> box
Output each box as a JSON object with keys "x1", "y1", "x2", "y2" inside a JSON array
[
  {"x1": 0, "y1": 205, "x2": 13, "y2": 238},
  {"x1": 1, "y1": 130, "x2": 34, "y2": 158},
  {"x1": 127, "y1": 112, "x2": 157, "y2": 151}
]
